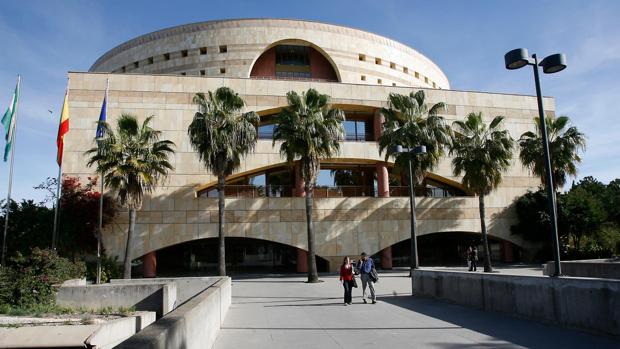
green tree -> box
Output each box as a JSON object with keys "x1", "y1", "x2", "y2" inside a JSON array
[
  {"x1": 518, "y1": 115, "x2": 586, "y2": 190},
  {"x1": 273, "y1": 89, "x2": 345, "y2": 283},
  {"x1": 378, "y1": 90, "x2": 451, "y2": 185},
  {"x1": 450, "y1": 113, "x2": 514, "y2": 272},
  {"x1": 188, "y1": 87, "x2": 259, "y2": 276},
  {"x1": 86, "y1": 114, "x2": 175, "y2": 279},
  {"x1": 561, "y1": 186, "x2": 606, "y2": 252}
]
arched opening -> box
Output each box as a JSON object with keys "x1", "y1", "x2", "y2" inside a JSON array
[
  {"x1": 250, "y1": 40, "x2": 340, "y2": 82},
  {"x1": 381, "y1": 232, "x2": 522, "y2": 267},
  {"x1": 153, "y1": 237, "x2": 329, "y2": 276}
]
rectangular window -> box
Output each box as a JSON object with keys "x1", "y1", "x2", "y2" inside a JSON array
[
  {"x1": 390, "y1": 62, "x2": 395, "y2": 69},
  {"x1": 377, "y1": 78, "x2": 382, "y2": 84},
  {"x1": 392, "y1": 83, "x2": 396, "y2": 86},
  {"x1": 375, "y1": 57, "x2": 381, "y2": 65},
  {"x1": 164, "y1": 53, "x2": 170, "y2": 61},
  {"x1": 415, "y1": 71, "x2": 420, "y2": 78},
  {"x1": 200, "y1": 69, "x2": 206, "y2": 76},
  {"x1": 148, "y1": 57, "x2": 154, "y2": 65},
  {"x1": 432, "y1": 82, "x2": 436, "y2": 88},
  {"x1": 359, "y1": 54, "x2": 365, "y2": 61},
  {"x1": 133, "y1": 61, "x2": 139, "y2": 68},
  {"x1": 219, "y1": 45, "x2": 227, "y2": 53},
  {"x1": 181, "y1": 50, "x2": 188, "y2": 57},
  {"x1": 220, "y1": 67, "x2": 226, "y2": 74},
  {"x1": 344, "y1": 120, "x2": 370, "y2": 141},
  {"x1": 361, "y1": 75, "x2": 366, "y2": 81},
  {"x1": 180, "y1": 72, "x2": 186, "y2": 76},
  {"x1": 275, "y1": 45, "x2": 310, "y2": 66},
  {"x1": 425, "y1": 77, "x2": 429, "y2": 83},
  {"x1": 200, "y1": 47, "x2": 207, "y2": 55},
  {"x1": 403, "y1": 67, "x2": 408, "y2": 74},
  {"x1": 121, "y1": 66, "x2": 126, "y2": 73}
]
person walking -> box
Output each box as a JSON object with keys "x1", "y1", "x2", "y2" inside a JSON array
[
  {"x1": 468, "y1": 246, "x2": 478, "y2": 272},
  {"x1": 357, "y1": 252, "x2": 376, "y2": 304},
  {"x1": 339, "y1": 256, "x2": 355, "y2": 305}
]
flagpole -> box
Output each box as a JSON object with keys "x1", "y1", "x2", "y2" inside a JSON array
[
  {"x1": 1, "y1": 75, "x2": 21, "y2": 266},
  {"x1": 52, "y1": 77, "x2": 69, "y2": 251},
  {"x1": 96, "y1": 77, "x2": 108, "y2": 284}
]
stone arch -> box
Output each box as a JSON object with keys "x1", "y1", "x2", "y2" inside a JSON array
[{"x1": 248, "y1": 39, "x2": 342, "y2": 82}]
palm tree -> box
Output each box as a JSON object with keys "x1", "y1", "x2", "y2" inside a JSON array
[
  {"x1": 187, "y1": 87, "x2": 259, "y2": 276},
  {"x1": 273, "y1": 88, "x2": 345, "y2": 283},
  {"x1": 378, "y1": 90, "x2": 451, "y2": 192},
  {"x1": 519, "y1": 115, "x2": 586, "y2": 191},
  {"x1": 86, "y1": 114, "x2": 175, "y2": 279},
  {"x1": 450, "y1": 112, "x2": 513, "y2": 272}
]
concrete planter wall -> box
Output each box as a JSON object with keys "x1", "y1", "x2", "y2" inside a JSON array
[
  {"x1": 412, "y1": 269, "x2": 620, "y2": 336},
  {"x1": 543, "y1": 259, "x2": 620, "y2": 279}
]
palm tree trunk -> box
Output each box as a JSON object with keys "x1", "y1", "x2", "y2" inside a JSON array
[
  {"x1": 305, "y1": 188, "x2": 319, "y2": 283},
  {"x1": 123, "y1": 208, "x2": 136, "y2": 279},
  {"x1": 478, "y1": 194, "x2": 493, "y2": 272},
  {"x1": 217, "y1": 175, "x2": 226, "y2": 276}
]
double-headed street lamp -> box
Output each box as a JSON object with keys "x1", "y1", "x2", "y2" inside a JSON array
[
  {"x1": 504, "y1": 48, "x2": 567, "y2": 277},
  {"x1": 393, "y1": 145, "x2": 427, "y2": 272}
]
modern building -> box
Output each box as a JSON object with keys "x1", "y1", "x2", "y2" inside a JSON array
[{"x1": 65, "y1": 18, "x2": 551, "y2": 274}]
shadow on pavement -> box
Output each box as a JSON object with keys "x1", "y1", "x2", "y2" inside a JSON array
[{"x1": 381, "y1": 295, "x2": 620, "y2": 349}]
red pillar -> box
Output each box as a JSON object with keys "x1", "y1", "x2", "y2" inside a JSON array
[
  {"x1": 376, "y1": 162, "x2": 389, "y2": 198},
  {"x1": 143, "y1": 251, "x2": 157, "y2": 278},
  {"x1": 297, "y1": 249, "x2": 308, "y2": 273},
  {"x1": 381, "y1": 246, "x2": 393, "y2": 269},
  {"x1": 294, "y1": 162, "x2": 306, "y2": 197},
  {"x1": 373, "y1": 109, "x2": 384, "y2": 142},
  {"x1": 502, "y1": 241, "x2": 515, "y2": 262}
]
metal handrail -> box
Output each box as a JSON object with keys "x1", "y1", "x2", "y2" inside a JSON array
[{"x1": 202, "y1": 185, "x2": 463, "y2": 198}]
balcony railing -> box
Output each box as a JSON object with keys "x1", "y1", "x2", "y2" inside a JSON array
[{"x1": 203, "y1": 185, "x2": 462, "y2": 198}]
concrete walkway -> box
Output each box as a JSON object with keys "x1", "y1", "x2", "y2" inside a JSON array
[{"x1": 213, "y1": 271, "x2": 619, "y2": 349}]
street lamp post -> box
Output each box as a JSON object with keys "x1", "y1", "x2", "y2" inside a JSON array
[
  {"x1": 505, "y1": 48, "x2": 567, "y2": 277},
  {"x1": 393, "y1": 145, "x2": 427, "y2": 272}
]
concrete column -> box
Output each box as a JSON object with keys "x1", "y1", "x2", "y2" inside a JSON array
[
  {"x1": 381, "y1": 247, "x2": 393, "y2": 269},
  {"x1": 502, "y1": 241, "x2": 515, "y2": 262},
  {"x1": 143, "y1": 251, "x2": 157, "y2": 278},
  {"x1": 294, "y1": 162, "x2": 306, "y2": 197},
  {"x1": 376, "y1": 162, "x2": 390, "y2": 198},
  {"x1": 373, "y1": 109, "x2": 384, "y2": 141},
  {"x1": 297, "y1": 249, "x2": 308, "y2": 273}
]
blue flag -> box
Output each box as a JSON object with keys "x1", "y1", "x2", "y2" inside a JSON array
[{"x1": 96, "y1": 93, "x2": 106, "y2": 139}]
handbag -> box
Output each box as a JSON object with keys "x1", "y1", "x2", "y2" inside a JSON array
[
  {"x1": 351, "y1": 274, "x2": 358, "y2": 288},
  {"x1": 370, "y1": 267, "x2": 379, "y2": 283}
]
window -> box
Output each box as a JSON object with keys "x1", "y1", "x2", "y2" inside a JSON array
[
  {"x1": 359, "y1": 54, "x2": 366, "y2": 61},
  {"x1": 415, "y1": 71, "x2": 420, "y2": 78},
  {"x1": 180, "y1": 72, "x2": 186, "y2": 76},
  {"x1": 164, "y1": 53, "x2": 170, "y2": 61},
  {"x1": 200, "y1": 69, "x2": 206, "y2": 76},
  {"x1": 257, "y1": 123, "x2": 275, "y2": 139},
  {"x1": 133, "y1": 61, "x2": 139, "y2": 69},
  {"x1": 275, "y1": 45, "x2": 310, "y2": 66},
  {"x1": 181, "y1": 50, "x2": 188, "y2": 57},
  {"x1": 375, "y1": 57, "x2": 381, "y2": 65},
  {"x1": 403, "y1": 67, "x2": 408, "y2": 74},
  {"x1": 220, "y1": 68, "x2": 226, "y2": 74},
  {"x1": 425, "y1": 77, "x2": 429, "y2": 83},
  {"x1": 377, "y1": 78, "x2": 382, "y2": 84},
  {"x1": 361, "y1": 75, "x2": 366, "y2": 81},
  {"x1": 200, "y1": 47, "x2": 207, "y2": 55},
  {"x1": 219, "y1": 45, "x2": 227, "y2": 53},
  {"x1": 275, "y1": 71, "x2": 311, "y2": 79},
  {"x1": 432, "y1": 82, "x2": 436, "y2": 88},
  {"x1": 343, "y1": 119, "x2": 370, "y2": 141},
  {"x1": 390, "y1": 62, "x2": 396, "y2": 69},
  {"x1": 121, "y1": 66, "x2": 126, "y2": 73},
  {"x1": 148, "y1": 57, "x2": 154, "y2": 65},
  {"x1": 392, "y1": 83, "x2": 396, "y2": 86}
]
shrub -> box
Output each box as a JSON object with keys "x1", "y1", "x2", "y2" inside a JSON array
[
  {"x1": 86, "y1": 255, "x2": 122, "y2": 283},
  {"x1": 0, "y1": 248, "x2": 85, "y2": 308}
]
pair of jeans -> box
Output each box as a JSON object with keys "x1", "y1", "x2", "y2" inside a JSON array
[
  {"x1": 469, "y1": 259, "x2": 477, "y2": 271},
  {"x1": 360, "y1": 273, "x2": 375, "y2": 301},
  {"x1": 342, "y1": 280, "x2": 353, "y2": 304}
]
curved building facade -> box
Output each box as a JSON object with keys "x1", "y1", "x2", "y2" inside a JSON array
[
  {"x1": 64, "y1": 19, "x2": 552, "y2": 274},
  {"x1": 90, "y1": 19, "x2": 449, "y2": 89}
]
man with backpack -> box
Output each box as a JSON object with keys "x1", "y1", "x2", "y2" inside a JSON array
[{"x1": 356, "y1": 252, "x2": 377, "y2": 304}]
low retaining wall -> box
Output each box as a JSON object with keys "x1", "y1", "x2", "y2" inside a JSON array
[
  {"x1": 56, "y1": 283, "x2": 177, "y2": 317},
  {"x1": 116, "y1": 277, "x2": 232, "y2": 349},
  {"x1": 110, "y1": 276, "x2": 219, "y2": 304},
  {"x1": 412, "y1": 269, "x2": 620, "y2": 336},
  {"x1": 543, "y1": 258, "x2": 620, "y2": 279}
]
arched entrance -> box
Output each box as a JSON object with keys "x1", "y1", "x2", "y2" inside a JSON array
[{"x1": 154, "y1": 237, "x2": 329, "y2": 276}]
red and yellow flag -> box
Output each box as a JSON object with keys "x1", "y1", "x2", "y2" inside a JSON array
[{"x1": 56, "y1": 92, "x2": 69, "y2": 166}]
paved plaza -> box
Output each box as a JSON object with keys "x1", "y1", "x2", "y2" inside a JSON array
[{"x1": 213, "y1": 271, "x2": 620, "y2": 349}]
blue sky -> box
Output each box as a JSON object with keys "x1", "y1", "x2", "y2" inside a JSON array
[{"x1": 0, "y1": 0, "x2": 619, "y2": 203}]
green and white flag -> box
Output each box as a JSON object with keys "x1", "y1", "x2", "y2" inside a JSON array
[{"x1": 1, "y1": 82, "x2": 19, "y2": 162}]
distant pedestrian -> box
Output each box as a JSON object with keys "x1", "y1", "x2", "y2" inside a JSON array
[
  {"x1": 357, "y1": 252, "x2": 376, "y2": 304},
  {"x1": 340, "y1": 256, "x2": 355, "y2": 305},
  {"x1": 468, "y1": 246, "x2": 478, "y2": 271}
]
